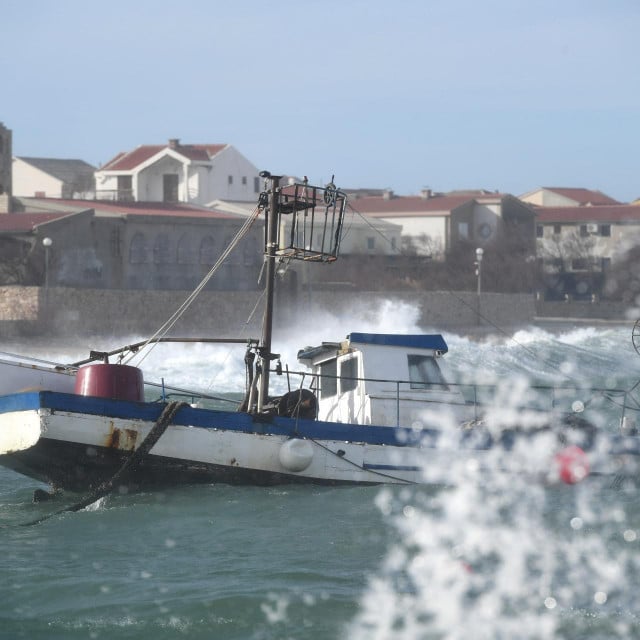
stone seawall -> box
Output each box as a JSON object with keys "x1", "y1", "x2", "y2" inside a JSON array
[{"x1": 0, "y1": 286, "x2": 543, "y2": 339}]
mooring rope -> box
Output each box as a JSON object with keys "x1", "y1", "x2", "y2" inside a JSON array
[{"x1": 21, "y1": 401, "x2": 187, "y2": 526}]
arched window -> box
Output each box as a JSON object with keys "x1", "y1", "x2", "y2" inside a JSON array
[
  {"x1": 154, "y1": 234, "x2": 171, "y2": 264},
  {"x1": 200, "y1": 236, "x2": 217, "y2": 265},
  {"x1": 177, "y1": 233, "x2": 197, "y2": 264},
  {"x1": 129, "y1": 232, "x2": 148, "y2": 264}
]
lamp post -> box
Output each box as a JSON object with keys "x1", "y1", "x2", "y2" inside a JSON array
[
  {"x1": 475, "y1": 247, "x2": 484, "y2": 325},
  {"x1": 42, "y1": 237, "x2": 52, "y2": 289}
]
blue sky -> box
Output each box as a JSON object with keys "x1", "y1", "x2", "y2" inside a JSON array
[{"x1": 2, "y1": 0, "x2": 639, "y2": 200}]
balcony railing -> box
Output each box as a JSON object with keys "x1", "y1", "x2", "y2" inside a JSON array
[{"x1": 94, "y1": 189, "x2": 135, "y2": 202}]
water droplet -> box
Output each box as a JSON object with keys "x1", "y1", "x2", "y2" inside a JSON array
[
  {"x1": 570, "y1": 517, "x2": 583, "y2": 530},
  {"x1": 402, "y1": 505, "x2": 415, "y2": 518},
  {"x1": 594, "y1": 591, "x2": 607, "y2": 604},
  {"x1": 571, "y1": 400, "x2": 584, "y2": 413},
  {"x1": 623, "y1": 529, "x2": 637, "y2": 542},
  {"x1": 544, "y1": 597, "x2": 557, "y2": 609},
  {"x1": 165, "y1": 538, "x2": 176, "y2": 548}
]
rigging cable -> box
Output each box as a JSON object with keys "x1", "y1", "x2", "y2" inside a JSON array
[{"x1": 124, "y1": 205, "x2": 262, "y2": 368}]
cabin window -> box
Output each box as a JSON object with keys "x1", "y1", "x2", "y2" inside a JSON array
[
  {"x1": 407, "y1": 355, "x2": 448, "y2": 390},
  {"x1": 536, "y1": 225, "x2": 543, "y2": 238},
  {"x1": 600, "y1": 224, "x2": 611, "y2": 237},
  {"x1": 340, "y1": 357, "x2": 358, "y2": 393},
  {"x1": 319, "y1": 359, "x2": 337, "y2": 398}
]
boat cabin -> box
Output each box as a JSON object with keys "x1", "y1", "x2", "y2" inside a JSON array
[{"x1": 297, "y1": 332, "x2": 468, "y2": 427}]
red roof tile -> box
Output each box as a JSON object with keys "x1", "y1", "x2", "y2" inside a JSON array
[
  {"x1": 348, "y1": 194, "x2": 483, "y2": 217},
  {"x1": 101, "y1": 143, "x2": 227, "y2": 171},
  {"x1": 0, "y1": 213, "x2": 72, "y2": 233},
  {"x1": 51, "y1": 198, "x2": 241, "y2": 220},
  {"x1": 536, "y1": 205, "x2": 640, "y2": 223}
]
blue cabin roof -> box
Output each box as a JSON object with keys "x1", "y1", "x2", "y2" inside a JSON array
[{"x1": 348, "y1": 332, "x2": 448, "y2": 353}]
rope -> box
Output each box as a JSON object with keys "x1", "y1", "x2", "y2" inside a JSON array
[{"x1": 22, "y1": 401, "x2": 187, "y2": 526}]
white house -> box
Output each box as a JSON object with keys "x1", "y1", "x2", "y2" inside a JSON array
[
  {"x1": 349, "y1": 190, "x2": 536, "y2": 257},
  {"x1": 12, "y1": 157, "x2": 96, "y2": 199},
  {"x1": 94, "y1": 139, "x2": 260, "y2": 205}
]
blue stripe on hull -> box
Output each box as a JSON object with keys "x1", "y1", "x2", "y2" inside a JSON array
[{"x1": 0, "y1": 391, "x2": 442, "y2": 448}]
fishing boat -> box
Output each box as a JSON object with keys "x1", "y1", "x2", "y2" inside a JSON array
[{"x1": 0, "y1": 173, "x2": 639, "y2": 495}]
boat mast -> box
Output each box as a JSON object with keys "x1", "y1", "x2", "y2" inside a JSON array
[{"x1": 257, "y1": 171, "x2": 281, "y2": 412}]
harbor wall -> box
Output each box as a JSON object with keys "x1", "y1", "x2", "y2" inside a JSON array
[{"x1": 0, "y1": 285, "x2": 633, "y2": 340}]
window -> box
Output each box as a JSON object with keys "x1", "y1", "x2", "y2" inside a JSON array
[
  {"x1": 154, "y1": 234, "x2": 171, "y2": 264},
  {"x1": 367, "y1": 237, "x2": 375, "y2": 250},
  {"x1": 601, "y1": 257, "x2": 611, "y2": 271},
  {"x1": 319, "y1": 359, "x2": 337, "y2": 398},
  {"x1": 458, "y1": 222, "x2": 469, "y2": 239},
  {"x1": 129, "y1": 232, "x2": 148, "y2": 264},
  {"x1": 117, "y1": 175, "x2": 133, "y2": 201},
  {"x1": 177, "y1": 233, "x2": 197, "y2": 264},
  {"x1": 553, "y1": 224, "x2": 561, "y2": 235},
  {"x1": 340, "y1": 357, "x2": 358, "y2": 393},
  {"x1": 536, "y1": 225, "x2": 543, "y2": 238},
  {"x1": 600, "y1": 224, "x2": 611, "y2": 237},
  {"x1": 242, "y1": 176, "x2": 247, "y2": 185},
  {"x1": 579, "y1": 225, "x2": 588, "y2": 237},
  {"x1": 162, "y1": 174, "x2": 179, "y2": 203},
  {"x1": 407, "y1": 355, "x2": 448, "y2": 390},
  {"x1": 110, "y1": 228, "x2": 121, "y2": 256},
  {"x1": 571, "y1": 258, "x2": 589, "y2": 271},
  {"x1": 254, "y1": 177, "x2": 260, "y2": 193},
  {"x1": 228, "y1": 175, "x2": 233, "y2": 185},
  {"x1": 199, "y1": 236, "x2": 217, "y2": 265}
]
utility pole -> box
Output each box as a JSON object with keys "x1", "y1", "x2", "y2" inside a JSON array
[{"x1": 475, "y1": 247, "x2": 483, "y2": 325}]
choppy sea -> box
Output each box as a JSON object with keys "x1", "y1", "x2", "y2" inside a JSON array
[{"x1": 1, "y1": 302, "x2": 640, "y2": 639}]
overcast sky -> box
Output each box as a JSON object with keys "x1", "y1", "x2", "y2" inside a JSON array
[{"x1": 2, "y1": 0, "x2": 639, "y2": 201}]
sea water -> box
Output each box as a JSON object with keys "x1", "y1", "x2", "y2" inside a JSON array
[{"x1": 1, "y1": 305, "x2": 640, "y2": 639}]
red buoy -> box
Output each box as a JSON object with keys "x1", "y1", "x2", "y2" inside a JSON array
[
  {"x1": 554, "y1": 445, "x2": 590, "y2": 484},
  {"x1": 74, "y1": 364, "x2": 144, "y2": 402}
]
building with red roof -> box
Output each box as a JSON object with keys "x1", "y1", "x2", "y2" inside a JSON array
[
  {"x1": 1, "y1": 197, "x2": 263, "y2": 292},
  {"x1": 349, "y1": 189, "x2": 536, "y2": 258},
  {"x1": 534, "y1": 203, "x2": 640, "y2": 299},
  {"x1": 94, "y1": 139, "x2": 260, "y2": 206}
]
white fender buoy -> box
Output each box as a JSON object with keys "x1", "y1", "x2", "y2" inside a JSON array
[{"x1": 279, "y1": 438, "x2": 314, "y2": 472}]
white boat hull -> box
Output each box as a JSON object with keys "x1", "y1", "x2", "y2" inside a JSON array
[{"x1": 1, "y1": 391, "x2": 638, "y2": 491}]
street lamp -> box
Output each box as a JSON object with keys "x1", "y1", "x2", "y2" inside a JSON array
[
  {"x1": 475, "y1": 247, "x2": 484, "y2": 324},
  {"x1": 42, "y1": 237, "x2": 52, "y2": 289}
]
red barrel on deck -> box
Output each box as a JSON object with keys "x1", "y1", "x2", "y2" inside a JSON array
[{"x1": 74, "y1": 364, "x2": 145, "y2": 402}]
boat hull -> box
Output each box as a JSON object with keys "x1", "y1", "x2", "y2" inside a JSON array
[{"x1": 0, "y1": 391, "x2": 638, "y2": 491}]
